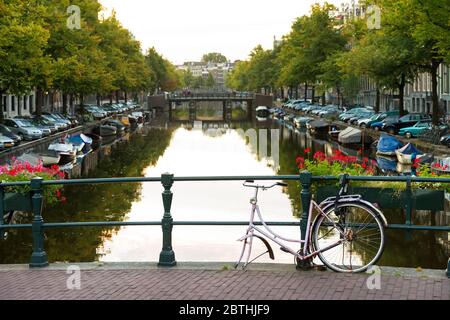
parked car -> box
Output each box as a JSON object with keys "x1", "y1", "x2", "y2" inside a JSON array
[
  {"x1": 16, "y1": 118, "x2": 51, "y2": 137},
  {"x1": 382, "y1": 113, "x2": 431, "y2": 135},
  {"x1": 440, "y1": 133, "x2": 450, "y2": 147},
  {"x1": 0, "y1": 135, "x2": 15, "y2": 150},
  {"x1": 30, "y1": 117, "x2": 59, "y2": 134},
  {"x1": 0, "y1": 124, "x2": 21, "y2": 146},
  {"x1": 398, "y1": 120, "x2": 433, "y2": 138},
  {"x1": 3, "y1": 118, "x2": 43, "y2": 140},
  {"x1": 370, "y1": 115, "x2": 400, "y2": 131}
]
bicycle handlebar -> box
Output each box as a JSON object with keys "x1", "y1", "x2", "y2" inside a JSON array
[{"x1": 243, "y1": 180, "x2": 288, "y2": 189}]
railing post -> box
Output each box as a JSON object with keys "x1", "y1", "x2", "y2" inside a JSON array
[
  {"x1": 298, "y1": 171, "x2": 313, "y2": 270},
  {"x1": 405, "y1": 177, "x2": 412, "y2": 225},
  {"x1": 29, "y1": 177, "x2": 48, "y2": 268},
  {"x1": 158, "y1": 173, "x2": 176, "y2": 267},
  {"x1": 0, "y1": 184, "x2": 4, "y2": 239},
  {"x1": 447, "y1": 258, "x2": 450, "y2": 278}
]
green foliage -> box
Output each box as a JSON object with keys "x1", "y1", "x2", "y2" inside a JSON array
[{"x1": 201, "y1": 52, "x2": 227, "y2": 64}]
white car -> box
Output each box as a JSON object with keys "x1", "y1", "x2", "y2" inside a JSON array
[{"x1": 0, "y1": 134, "x2": 15, "y2": 150}]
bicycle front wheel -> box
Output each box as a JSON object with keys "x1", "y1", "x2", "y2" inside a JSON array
[{"x1": 311, "y1": 202, "x2": 385, "y2": 273}]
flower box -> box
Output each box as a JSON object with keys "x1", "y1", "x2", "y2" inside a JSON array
[
  {"x1": 3, "y1": 192, "x2": 33, "y2": 212},
  {"x1": 316, "y1": 186, "x2": 445, "y2": 211}
]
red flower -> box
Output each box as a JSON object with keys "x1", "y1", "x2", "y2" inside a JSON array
[
  {"x1": 296, "y1": 156, "x2": 305, "y2": 164},
  {"x1": 363, "y1": 157, "x2": 369, "y2": 163},
  {"x1": 361, "y1": 163, "x2": 367, "y2": 169},
  {"x1": 304, "y1": 148, "x2": 311, "y2": 153}
]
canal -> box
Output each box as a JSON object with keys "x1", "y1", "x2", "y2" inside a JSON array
[{"x1": 0, "y1": 118, "x2": 449, "y2": 269}]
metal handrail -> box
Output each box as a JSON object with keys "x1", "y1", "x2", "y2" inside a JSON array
[{"x1": 0, "y1": 172, "x2": 449, "y2": 276}]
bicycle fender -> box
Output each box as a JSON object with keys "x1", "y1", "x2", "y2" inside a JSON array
[
  {"x1": 237, "y1": 234, "x2": 275, "y2": 260},
  {"x1": 321, "y1": 200, "x2": 388, "y2": 227},
  {"x1": 254, "y1": 235, "x2": 275, "y2": 260}
]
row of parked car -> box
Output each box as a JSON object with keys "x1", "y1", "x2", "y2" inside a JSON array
[
  {"x1": 0, "y1": 113, "x2": 80, "y2": 150},
  {"x1": 280, "y1": 99, "x2": 450, "y2": 147},
  {"x1": 77, "y1": 102, "x2": 141, "y2": 120}
]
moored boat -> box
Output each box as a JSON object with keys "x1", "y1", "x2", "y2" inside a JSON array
[
  {"x1": 307, "y1": 120, "x2": 330, "y2": 136},
  {"x1": 376, "y1": 134, "x2": 403, "y2": 157},
  {"x1": 338, "y1": 127, "x2": 374, "y2": 145},
  {"x1": 395, "y1": 143, "x2": 427, "y2": 165},
  {"x1": 48, "y1": 142, "x2": 77, "y2": 165},
  {"x1": 92, "y1": 125, "x2": 117, "y2": 137}
]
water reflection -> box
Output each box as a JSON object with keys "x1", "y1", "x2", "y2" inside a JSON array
[{"x1": 0, "y1": 119, "x2": 449, "y2": 269}]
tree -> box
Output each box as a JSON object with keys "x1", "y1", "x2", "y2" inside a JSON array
[
  {"x1": 277, "y1": 3, "x2": 347, "y2": 102},
  {"x1": 0, "y1": 0, "x2": 51, "y2": 119},
  {"x1": 205, "y1": 72, "x2": 215, "y2": 88},
  {"x1": 226, "y1": 61, "x2": 250, "y2": 91},
  {"x1": 201, "y1": 52, "x2": 227, "y2": 64}
]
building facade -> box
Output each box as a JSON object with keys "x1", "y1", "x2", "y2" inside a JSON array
[
  {"x1": 1, "y1": 93, "x2": 35, "y2": 118},
  {"x1": 177, "y1": 61, "x2": 235, "y2": 90}
]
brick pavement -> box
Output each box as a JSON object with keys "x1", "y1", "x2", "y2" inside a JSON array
[{"x1": 0, "y1": 263, "x2": 449, "y2": 300}]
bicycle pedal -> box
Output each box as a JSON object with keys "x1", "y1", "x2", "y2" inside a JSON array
[{"x1": 280, "y1": 247, "x2": 290, "y2": 253}]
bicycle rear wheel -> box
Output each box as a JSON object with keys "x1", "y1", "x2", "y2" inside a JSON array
[{"x1": 311, "y1": 202, "x2": 385, "y2": 273}]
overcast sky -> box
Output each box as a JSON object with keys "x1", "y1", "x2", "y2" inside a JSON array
[{"x1": 99, "y1": 0, "x2": 343, "y2": 65}]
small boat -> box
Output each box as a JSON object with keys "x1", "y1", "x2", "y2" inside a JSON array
[
  {"x1": 38, "y1": 150, "x2": 61, "y2": 166},
  {"x1": 68, "y1": 133, "x2": 93, "y2": 155},
  {"x1": 395, "y1": 143, "x2": 426, "y2": 165},
  {"x1": 376, "y1": 155, "x2": 397, "y2": 173},
  {"x1": 84, "y1": 133, "x2": 102, "y2": 149},
  {"x1": 118, "y1": 116, "x2": 131, "y2": 128},
  {"x1": 328, "y1": 125, "x2": 341, "y2": 141},
  {"x1": 48, "y1": 143, "x2": 77, "y2": 165},
  {"x1": 104, "y1": 120, "x2": 126, "y2": 134},
  {"x1": 17, "y1": 151, "x2": 61, "y2": 167},
  {"x1": 92, "y1": 125, "x2": 117, "y2": 137},
  {"x1": 376, "y1": 134, "x2": 403, "y2": 157},
  {"x1": 16, "y1": 153, "x2": 41, "y2": 166},
  {"x1": 293, "y1": 116, "x2": 312, "y2": 128},
  {"x1": 307, "y1": 120, "x2": 330, "y2": 136},
  {"x1": 338, "y1": 127, "x2": 373, "y2": 145}
]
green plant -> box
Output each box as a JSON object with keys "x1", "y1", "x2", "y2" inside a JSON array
[{"x1": 0, "y1": 158, "x2": 65, "y2": 204}]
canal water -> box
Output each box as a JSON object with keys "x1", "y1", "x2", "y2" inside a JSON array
[{"x1": 0, "y1": 119, "x2": 449, "y2": 269}]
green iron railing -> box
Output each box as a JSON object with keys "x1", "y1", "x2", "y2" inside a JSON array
[{"x1": 0, "y1": 172, "x2": 449, "y2": 276}]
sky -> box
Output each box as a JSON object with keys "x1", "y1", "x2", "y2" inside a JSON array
[{"x1": 99, "y1": 0, "x2": 343, "y2": 65}]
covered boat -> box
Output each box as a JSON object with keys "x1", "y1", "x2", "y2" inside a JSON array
[
  {"x1": 338, "y1": 127, "x2": 360, "y2": 144},
  {"x1": 68, "y1": 133, "x2": 93, "y2": 155},
  {"x1": 17, "y1": 151, "x2": 61, "y2": 167},
  {"x1": 395, "y1": 143, "x2": 427, "y2": 164},
  {"x1": 92, "y1": 125, "x2": 117, "y2": 137},
  {"x1": 338, "y1": 127, "x2": 373, "y2": 145},
  {"x1": 48, "y1": 142, "x2": 77, "y2": 165},
  {"x1": 376, "y1": 155, "x2": 397, "y2": 173},
  {"x1": 376, "y1": 134, "x2": 403, "y2": 156},
  {"x1": 307, "y1": 119, "x2": 330, "y2": 136}
]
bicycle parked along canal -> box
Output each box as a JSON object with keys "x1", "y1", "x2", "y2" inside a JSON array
[{"x1": 235, "y1": 175, "x2": 388, "y2": 273}]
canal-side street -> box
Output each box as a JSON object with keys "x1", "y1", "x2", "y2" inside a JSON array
[{"x1": 0, "y1": 263, "x2": 448, "y2": 300}]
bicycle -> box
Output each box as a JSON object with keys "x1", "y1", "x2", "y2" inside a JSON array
[{"x1": 235, "y1": 175, "x2": 388, "y2": 273}]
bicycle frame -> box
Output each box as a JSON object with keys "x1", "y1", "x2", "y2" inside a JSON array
[{"x1": 235, "y1": 190, "x2": 348, "y2": 268}]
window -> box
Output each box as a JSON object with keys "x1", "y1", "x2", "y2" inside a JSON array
[
  {"x1": 23, "y1": 96, "x2": 27, "y2": 110},
  {"x1": 2, "y1": 96, "x2": 6, "y2": 112},
  {"x1": 29, "y1": 96, "x2": 33, "y2": 111},
  {"x1": 11, "y1": 96, "x2": 15, "y2": 112}
]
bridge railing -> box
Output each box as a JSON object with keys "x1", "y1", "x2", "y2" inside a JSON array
[
  {"x1": 168, "y1": 92, "x2": 254, "y2": 100},
  {"x1": 0, "y1": 172, "x2": 449, "y2": 276}
]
